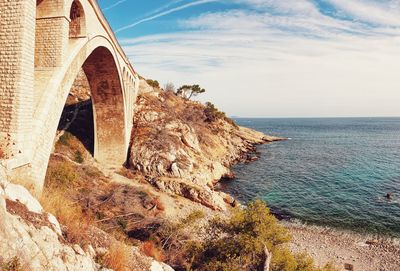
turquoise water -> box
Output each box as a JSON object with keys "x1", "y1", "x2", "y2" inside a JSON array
[{"x1": 219, "y1": 118, "x2": 400, "y2": 237}]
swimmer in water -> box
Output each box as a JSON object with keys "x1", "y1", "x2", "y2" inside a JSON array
[{"x1": 384, "y1": 193, "x2": 393, "y2": 200}]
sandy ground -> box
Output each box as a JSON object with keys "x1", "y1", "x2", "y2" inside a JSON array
[{"x1": 284, "y1": 222, "x2": 400, "y2": 271}]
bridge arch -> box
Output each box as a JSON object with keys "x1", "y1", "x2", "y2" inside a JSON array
[
  {"x1": 29, "y1": 35, "x2": 129, "y2": 192},
  {"x1": 82, "y1": 46, "x2": 125, "y2": 163}
]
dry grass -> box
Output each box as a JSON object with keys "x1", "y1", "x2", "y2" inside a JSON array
[
  {"x1": 117, "y1": 167, "x2": 139, "y2": 180},
  {"x1": 44, "y1": 159, "x2": 78, "y2": 190},
  {"x1": 1, "y1": 256, "x2": 23, "y2": 271},
  {"x1": 150, "y1": 197, "x2": 165, "y2": 211},
  {"x1": 140, "y1": 241, "x2": 165, "y2": 261},
  {"x1": 55, "y1": 131, "x2": 88, "y2": 164},
  {"x1": 40, "y1": 189, "x2": 92, "y2": 245},
  {"x1": 99, "y1": 241, "x2": 132, "y2": 271}
]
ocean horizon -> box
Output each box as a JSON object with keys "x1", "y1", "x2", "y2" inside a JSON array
[{"x1": 220, "y1": 117, "x2": 400, "y2": 237}]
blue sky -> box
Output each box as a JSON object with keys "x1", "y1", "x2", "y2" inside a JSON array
[{"x1": 98, "y1": 0, "x2": 400, "y2": 117}]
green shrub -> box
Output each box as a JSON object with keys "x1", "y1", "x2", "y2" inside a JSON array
[
  {"x1": 186, "y1": 200, "x2": 339, "y2": 271},
  {"x1": 117, "y1": 219, "x2": 128, "y2": 230},
  {"x1": 74, "y1": 150, "x2": 84, "y2": 164},
  {"x1": 146, "y1": 79, "x2": 160, "y2": 88},
  {"x1": 82, "y1": 166, "x2": 103, "y2": 178},
  {"x1": 204, "y1": 102, "x2": 237, "y2": 127},
  {"x1": 45, "y1": 161, "x2": 78, "y2": 189},
  {"x1": 58, "y1": 132, "x2": 73, "y2": 146},
  {"x1": 204, "y1": 102, "x2": 225, "y2": 122}
]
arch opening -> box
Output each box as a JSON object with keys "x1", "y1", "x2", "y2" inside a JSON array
[
  {"x1": 69, "y1": 0, "x2": 86, "y2": 38},
  {"x1": 55, "y1": 46, "x2": 126, "y2": 166},
  {"x1": 57, "y1": 69, "x2": 94, "y2": 156}
]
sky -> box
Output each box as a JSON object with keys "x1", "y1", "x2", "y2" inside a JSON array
[{"x1": 97, "y1": 0, "x2": 400, "y2": 118}]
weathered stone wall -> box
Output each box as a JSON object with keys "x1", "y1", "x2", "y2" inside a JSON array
[
  {"x1": 0, "y1": 0, "x2": 36, "y2": 159},
  {"x1": 35, "y1": 17, "x2": 69, "y2": 67}
]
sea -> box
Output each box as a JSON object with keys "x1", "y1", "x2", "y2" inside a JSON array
[{"x1": 219, "y1": 117, "x2": 400, "y2": 237}]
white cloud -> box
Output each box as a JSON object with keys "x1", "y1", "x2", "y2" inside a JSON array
[
  {"x1": 327, "y1": 0, "x2": 400, "y2": 26},
  {"x1": 124, "y1": 0, "x2": 400, "y2": 117}
]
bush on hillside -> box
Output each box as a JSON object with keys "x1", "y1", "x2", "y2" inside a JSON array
[
  {"x1": 164, "y1": 82, "x2": 176, "y2": 92},
  {"x1": 140, "y1": 210, "x2": 206, "y2": 268},
  {"x1": 204, "y1": 102, "x2": 226, "y2": 122},
  {"x1": 58, "y1": 132, "x2": 73, "y2": 146},
  {"x1": 204, "y1": 102, "x2": 237, "y2": 127},
  {"x1": 144, "y1": 199, "x2": 338, "y2": 271},
  {"x1": 185, "y1": 200, "x2": 338, "y2": 271},
  {"x1": 146, "y1": 79, "x2": 160, "y2": 89},
  {"x1": 41, "y1": 188, "x2": 92, "y2": 245},
  {"x1": 45, "y1": 160, "x2": 78, "y2": 189}
]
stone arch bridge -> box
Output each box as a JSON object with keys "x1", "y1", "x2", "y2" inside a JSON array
[{"x1": 0, "y1": 0, "x2": 139, "y2": 193}]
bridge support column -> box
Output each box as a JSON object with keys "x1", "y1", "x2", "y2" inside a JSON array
[{"x1": 0, "y1": 0, "x2": 36, "y2": 162}]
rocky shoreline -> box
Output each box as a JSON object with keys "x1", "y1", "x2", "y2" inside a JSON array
[{"x1": 284, "y1": 221, "x2": 400, "y2": 271}]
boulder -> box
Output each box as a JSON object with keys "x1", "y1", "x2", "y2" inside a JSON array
[
  {"x1": 150, "y1": 177, "x2": 227, "y2": 210},
  {"x1": 151, "y1": 260, "x2": 175, "y2": 271},
  {"x1": 4, "y1": 183, "x2": 43, "y2": 214},
  {"x1": 0, "y1": 182, "x2": 98, "y2": 271},
  {"x1": 47, "y1": 213, "x2": 62, "y2": 236}
]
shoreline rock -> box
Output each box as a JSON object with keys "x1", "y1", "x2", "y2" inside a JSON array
[{"x1": 128, "y1": 88, "x2": 286, "y2": 210}]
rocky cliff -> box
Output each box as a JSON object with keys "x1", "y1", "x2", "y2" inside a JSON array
[{"x1": 128, "y1": 80, "x2": 284, "y2": 210}]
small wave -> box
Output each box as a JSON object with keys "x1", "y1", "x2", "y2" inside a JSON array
[
  {"x1": 282, "y1": 220, "x2": 400, "y2": 242},
  {"x1": 390, "y1": 199, "x2": 400, "y2": 205}
]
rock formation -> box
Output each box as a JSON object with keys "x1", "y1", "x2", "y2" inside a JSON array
[
  {"x1": 129, "y1": 80, "x2": 284, "y2": 210},
  {"x1": 0, "y1": 178, "x2": 98, "y2": 271}
]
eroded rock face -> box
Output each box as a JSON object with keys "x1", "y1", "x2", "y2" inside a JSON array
[
  {"x1": 149, "y1": 177, "x2": 228, "y2": 210},
  {"x1": 129, "y1": 90, "x2": 284, "y2": 210},
  {"x1": 0, "y1": 180, "x2": 97, "y2": 271}
]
